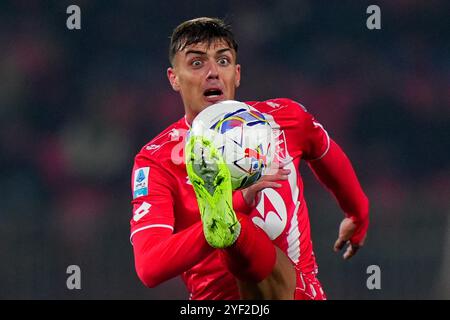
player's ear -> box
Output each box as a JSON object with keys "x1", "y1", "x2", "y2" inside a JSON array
[
  {"x1": 235, "y1": 64, "x2": 241, "y2": 88},
  {"x1": 167, "y1": 67, "x2": 180, "y2": 91}
]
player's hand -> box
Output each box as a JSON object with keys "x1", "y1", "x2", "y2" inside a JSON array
[
  {"x1": 241, "y1": 167, "x2": 291, "y2": 207},
  {"x1": 333, "y1": 217, "x2": 367, "y2": 260}
]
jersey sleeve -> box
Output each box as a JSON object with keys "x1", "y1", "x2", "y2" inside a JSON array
[
  {"x1": 291, "y1": 100, "x2": 330, "y2": 161},
  {"x1": 130, "y1": 149, "x2": 215, "y2": 288},
  {"x1": 308, "y1": 139, "x2": 369, "y2": 244},
  {"x1": 130, "y1": 152, "x2": 175, "y2": 243}
]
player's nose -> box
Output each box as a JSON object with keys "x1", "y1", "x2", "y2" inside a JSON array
[{"x1": 206, "y1": 61, "x2": 219, "y2": 80}]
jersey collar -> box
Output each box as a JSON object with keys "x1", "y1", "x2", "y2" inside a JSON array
[{"x1": 184, "y1": 115, "x2": 191, "y2": 129}]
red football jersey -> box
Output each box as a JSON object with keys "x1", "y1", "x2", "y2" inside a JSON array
[{"x1": 130, "y1": 98, "x2": 330, "y2": 299}]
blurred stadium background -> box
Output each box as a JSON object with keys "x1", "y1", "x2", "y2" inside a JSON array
[{"x1": 0, "y1": 0, "x2": 449, "y2": 299}]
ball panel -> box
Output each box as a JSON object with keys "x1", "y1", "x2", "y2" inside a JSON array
[{"x1": 191, "y1": 100, "x2": 275, "y2": 190}]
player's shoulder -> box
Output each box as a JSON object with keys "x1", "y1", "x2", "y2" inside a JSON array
[
  {"x1": 135, "y1": 117, "x2": 188, "y2": 162},
  {"x1": 246, "y1": 98, "x2": 309, "y2": 115}
]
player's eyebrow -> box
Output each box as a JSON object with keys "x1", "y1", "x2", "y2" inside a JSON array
[
  {"x1": 216, "y1": 48, "x2": 232, "y2": 55},
  {"x1": 185, "y1": 49, "x2": 207, "y2": 57},
  {"x1": 184, "y1": 47, "x2": 233, "y2": 57}
]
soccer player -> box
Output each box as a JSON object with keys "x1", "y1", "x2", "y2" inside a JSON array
[{"x1": 130, "y1": 17, "x2": 369, "y2": 300}]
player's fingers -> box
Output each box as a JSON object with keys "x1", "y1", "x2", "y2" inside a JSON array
[
  {"x1": 263, "y1": 168, "x2": 290, "y2": 181},
  {"x1": 279, "y1": 168, "x2": 291, "y2": 175},
  {"x1": 343, "y1": 243, "x2": 360, "y2": 260},
  {"x1": 334, "y1": 218, "x2": 356, "y2": 252},
  {"x1": 263, "y1": 174, "x2": 285, "y2": 182},
  {"x1": 272, "y1": 169, "x2": 290, "y2": 181},
  {"x1": 252, "y1": 181, "x2": 281, "y2": 193},
  {"x1": 334, "y1": 238, "x2": 346, "y2": 252},
  {"x1": 275, "y1": 174, "x2": 289, "y2": 181},
  {"x1": 262, "y1": 181, "x2": 282, "y2": 189}
]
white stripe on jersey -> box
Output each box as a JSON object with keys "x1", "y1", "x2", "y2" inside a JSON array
[
  {"x1": 130, "y1": 224, "x2": 174, "y2": 244},
  {"x1": 309, "y1": 121, "x2": 330, "y2": 161},
  {"x1": 285, "y1": 160, "x2": 299, "y2": 207},
  {"x1": 263, "y1": 111, "x2": 302, "y2": 264},
  {"x1": 287, "y1": 201, "x2": 301, "y2": 263}
]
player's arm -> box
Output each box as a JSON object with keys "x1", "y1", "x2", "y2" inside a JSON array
[
  {"x1": 291, "y1": 100, "x2": 369, "y2": 259},
  {"x1": 132, "y1": 220, "x2": 213, "y2": 288},
  {"x1": 308, "y1": 139, "x2": 369, "y2": 259},
  {"x1": 130, "y1": 155, "x2": 213, "y2": 288}
]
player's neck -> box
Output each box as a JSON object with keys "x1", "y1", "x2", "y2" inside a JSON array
[{"x1": 185, "y1": 109, "x2": 198, "y2": 127}]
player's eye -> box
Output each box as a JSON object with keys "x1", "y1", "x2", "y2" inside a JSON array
[
  {"x1": 217, "y1": 57, "x2": 230, "y2": 66},
  {"x1": 191, "y1": 60, "x2": 203, "y2": 68}
]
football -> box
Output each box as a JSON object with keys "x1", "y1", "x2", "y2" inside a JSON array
[{"x1": 189, "y1": 100, "x2": 275, "y2": 190}]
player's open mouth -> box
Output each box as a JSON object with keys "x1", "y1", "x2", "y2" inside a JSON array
[{"x1": 203, "y1": 88, "x2": 224, "y2": 102}]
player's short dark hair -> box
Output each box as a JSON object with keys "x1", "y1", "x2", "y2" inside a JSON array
[{"x1": 169, "y1": 17, "x2": 238, "y2": 65}]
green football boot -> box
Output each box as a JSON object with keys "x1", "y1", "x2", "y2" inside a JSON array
[{"x1": 186, "y1": 134, "x2": 241, "y2": 248}]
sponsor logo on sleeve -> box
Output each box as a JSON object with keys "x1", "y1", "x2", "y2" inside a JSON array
[
  {"x1": 133, "y1": 167, "x2": 150, "y2": 199},
  {"x1": 266, "y1": 101, "x2": 280, "y2": 108},
  {"x1": 133, "y1": 202, "x2": 152, "y2": 222}
]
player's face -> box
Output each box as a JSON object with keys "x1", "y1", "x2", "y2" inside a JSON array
[{"x1": 167, "y1": 39, "x2": 241, "y2": 121}]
